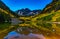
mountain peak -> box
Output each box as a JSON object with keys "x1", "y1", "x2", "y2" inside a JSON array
[{"x1": 16, "y1": 8, "x2": 42, "y2": 16}]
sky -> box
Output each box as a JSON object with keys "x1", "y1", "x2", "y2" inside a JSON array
[{"x1": 2, "y1": 0, "x2": 52, "y2": 11}]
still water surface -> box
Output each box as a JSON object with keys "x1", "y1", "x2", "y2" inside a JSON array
[
  {"x1": 4, "y1": 23, "x2": 60, "y2": 39},
  {"x1": 4, "y1": 31, "x2": 45, "y2": 39}
]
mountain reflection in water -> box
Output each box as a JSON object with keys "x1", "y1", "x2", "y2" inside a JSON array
[{"x1": 4, "y1": 31, "x2": 45, "y2": 39}]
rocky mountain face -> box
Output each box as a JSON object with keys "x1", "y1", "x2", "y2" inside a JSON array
[
  {"x1": 0, "y1": 0, "x2": 16, "y2": 23},
  {"x1": 0, "y1": 0, "x2": 19, "y2": 17},
  {"x1": 16, "y1": 8, "x2": 42, "y2": 16},
  {"x1": 38, "y1": 0, "x2": 60, "y2": 22},
  {"x1": 0, "y1": 0, "x2": 10, "y2": 12},
  {"x1": 43, "y1": 0, "x2": 60, "y2": 13},
  {"x1": 0, "y1": 1, "x2": 9, "y2": 23}
]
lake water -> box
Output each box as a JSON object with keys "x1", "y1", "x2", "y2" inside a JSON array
[
  {"x1": 3, "y1": 23, "x2": 60, "y2": 39},
  {"x1": 4, "y1": 31, "x2": 45, "y2": 39}
]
